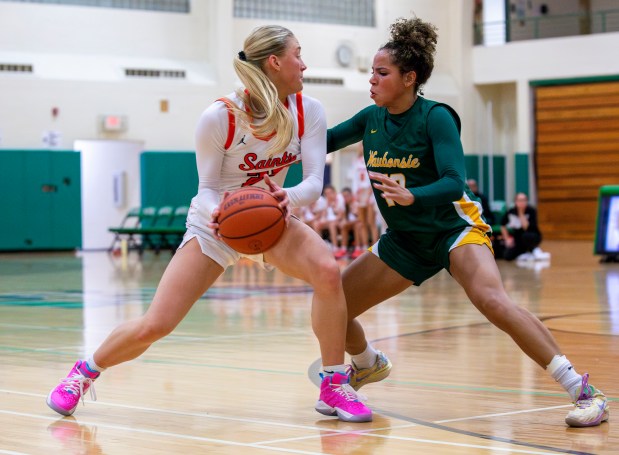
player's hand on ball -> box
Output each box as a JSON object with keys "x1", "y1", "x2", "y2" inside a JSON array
[
  {"x1": 264, "y1": 175, "x2": 290, "y2": 222},
  {"x1": 368, "y1": 171, "x2": 414, "y2": 206},
  {"x1": 208, "y1": 191, "x2": 231, "y2": 239},
  {"x1": 217, "y1": 187, "x2": 286, "y2": 254}
]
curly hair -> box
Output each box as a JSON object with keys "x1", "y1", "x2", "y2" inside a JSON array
[{"x1": 381, "y1": 17, "x2": 438, "y2": 94}]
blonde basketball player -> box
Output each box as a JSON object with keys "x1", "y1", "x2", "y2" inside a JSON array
[{"x1": 47, "y1": 25, "x2": 371, "y2": 423}]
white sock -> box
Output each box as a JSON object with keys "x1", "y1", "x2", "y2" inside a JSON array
[
  {"x1": 546, "y1": 354, "x2": 582, "y2": 401},
  {"x1": 86, "y1": 356, "x2": 106, "y2": 373},
  {"x1": 351, "y1": 344, "x2": 379, "y2": 369},
  {"x1": 322, "y1": 364, "x2": 348, "y2": 376}
]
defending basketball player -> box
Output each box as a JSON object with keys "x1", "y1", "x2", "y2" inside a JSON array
[
  {"x1": 327, "y1": 16, "x2": 609, "y2": 428},
  {"x1": 47, "y1": 25, "x2": 371, "y2": 423}
]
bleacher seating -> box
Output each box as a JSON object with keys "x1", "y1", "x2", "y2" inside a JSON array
[{"x1": 108, "y1": 205, "x2": 188, "y2": 254}]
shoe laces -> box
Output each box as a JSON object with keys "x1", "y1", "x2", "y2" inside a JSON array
[
  {"x1": 575, "y1": 373, "x2": 592, "y2": 400},
  {"x1": 61, "y1": 372, "x2": 97, "y2": 404},
  {"x1": 331, "y1": 382, "x2": 367, "y2": 403},
  {"x1": 574, "y1": 396, "x2": 594, "y2": 409}
]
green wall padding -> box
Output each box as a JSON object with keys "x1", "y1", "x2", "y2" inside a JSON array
[
  {"x1": 140, "y1": 152, "x2": 198, "y2": 208},
  {"x1": 141, "y1": 152, "x2": 305, "y2": 208},
  {"x1": 464, "y1": 155, "x2": 480, "y2": 181},
  {"x1": 515, "y1": 153, "x2": 530, "y2": 196},
  {"x1": 487, "y1": 155, "x2": 506, "y2": 202},
  {"x1": 283, "y1": 162, "x2": 303, "y2": 188},
  {"x1": 463, "y1": 154, "x2": 505, "y2": 201},
  {"x1": 0, "y1": 150, "x2": 81, "y2": 250},
  {"x1": 0, "y1": 151, "x2": 27, "y2": 248}
]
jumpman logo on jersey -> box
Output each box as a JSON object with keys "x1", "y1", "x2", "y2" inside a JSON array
[
  {"x1": 237, "y1": 135, "x2": 247, "y2": 145},
  {"x1": 370, "y1": 129, "x2": 378, "y2": 134}
]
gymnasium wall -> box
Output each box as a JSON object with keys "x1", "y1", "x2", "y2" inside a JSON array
[
  {"x1": 139, "y1": 151, "x2": 305, "y2": 210},
  {"x1": 138, "y1": 151, "x2": 524, "y2": 213},
  {"x1": 473, "y1": 30, "x2": 619, "y2": 85},
  {"x1": 1, "y1": 0, "x2": 617, "y2": 157},
  {"x1": 534, "y1": 79, "x2": 619, "y2": 240},
  {"x1": 0, "y1": 2, "x2": 211, "y2": 60},
  {"x1": 0, "y1": 1, "x2": 230, "y2": 150},
  {"x1": 472, "y1": 29, "x2": 619, "y2": 158},
  {"x1": 1, "y1": 0, "x2": 617, "y2": 241},
  {"x1": 0, "y1": 149, "x2": 81, "y2": 250},
  {"x1": 0, "y1": 0, "x2": 467, "y2": 152}
]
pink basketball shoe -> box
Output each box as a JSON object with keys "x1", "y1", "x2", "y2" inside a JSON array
[
  {"x1": 46, "y1": 360, "x2": 99, "y2": 416},
  {"x1": 315, "y1": 372, "x2": 372, "y2": 422}
]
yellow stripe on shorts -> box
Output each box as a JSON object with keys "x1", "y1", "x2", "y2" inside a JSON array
[
  {"x1": 450, "y1": 226, "x2": 494, "y2": 254},
  {"x1": 453, "y1": 195, "x2": 492, "y2": 233}
]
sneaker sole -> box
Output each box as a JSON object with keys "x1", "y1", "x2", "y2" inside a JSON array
[
  {"x1": 315, "y1": 400, "x2": 338, "y2": 417},
  {"x1": 335, "y1": 409, "x2": 372, "y2": 423},
  {"x1": 46, "y1": 392, "x2": 76, "y2": 417},
  {"x1": 315, "y1": 401, "x2": 372, "y2": 423},
  {"x1": 350, "y1": 364, "x2": 392, "y2": 391},
  {"x1": 565, "y1": 408, "x2": 609, "y2": 427}
]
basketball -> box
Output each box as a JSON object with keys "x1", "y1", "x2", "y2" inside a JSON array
[{"x1": 217, "y1": 187, "x2": 286, "y2": 254}]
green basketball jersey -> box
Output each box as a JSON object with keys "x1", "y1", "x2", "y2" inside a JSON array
[{"x1": 328, "y1": 97, "x2": 490, "y2": 234}]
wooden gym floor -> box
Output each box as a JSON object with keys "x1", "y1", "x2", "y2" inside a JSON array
[{"x1": 0, "y1": 240, "x2": 617, "y2": 454}]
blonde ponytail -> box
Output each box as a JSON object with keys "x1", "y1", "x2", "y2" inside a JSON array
[{"x1": 230, "y1": 26, "x2": 295, "y2": 157}]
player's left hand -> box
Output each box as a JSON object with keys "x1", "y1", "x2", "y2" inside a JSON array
[
  {"x1": 208, "y1": 191, "x2": 231, "y2": 239},
  {"x1": 368, "y1": 171, "x2": 414, "y2": 206},
  {"x1": 264, "y1": 175, "x2": 291, "y2": 222}
]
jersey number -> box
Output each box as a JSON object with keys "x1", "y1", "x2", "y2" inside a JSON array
[
  {"x1": 242, "y1": 168, "x2": 285, "y2": 187},
  {"x1": 383, "y1": 173, "x2": 406, "y2": 207}
]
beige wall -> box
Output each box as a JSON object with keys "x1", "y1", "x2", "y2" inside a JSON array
[
  {"x1": 0, "y1": 0, "x2": 469, "y2": 153},
  {"x1": 0, "y1": 0, "x2": 617, "y2": 184}
]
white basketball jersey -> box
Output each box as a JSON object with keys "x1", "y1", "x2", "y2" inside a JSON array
[
  {"x1": 192, "y1": 91, "x2": 327, "y2": 220},
  {"x1": 216, "y1": 91, "x2": 305, "y2": 191}
]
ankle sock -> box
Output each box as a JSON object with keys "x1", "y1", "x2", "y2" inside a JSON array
[
  {"x1": 351, "y1": 344, "x2": 378, "y2": 369},
  {"x1": 85, "y1": 356, "x2": 106, "y2": 374},
  {"x1": 546, "y1": 354, "x2": 582, "y2": 401},
  {"x1": 322, "y1": 364, "x2": 348, "y2": 377}
]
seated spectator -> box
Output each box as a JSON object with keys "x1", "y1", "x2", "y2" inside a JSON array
[
  {"x1": 500, "y1": 193, "x2": 550, "y2": 262},
  {"x1": 313, "y1": 184, "x2": 345, "y2": 255},
  {"x1": 466, "y1": 178, "x2": 495, "y2": 225},
  {"x1": 351, "y1": 145, "x2": 379, "y2": 257},
  {"x1": 292, "y1": 201, "x2": 320, "y2": 230},
  {"x1": 337, "y1": 187, "x2": 359, "y2": 259}
]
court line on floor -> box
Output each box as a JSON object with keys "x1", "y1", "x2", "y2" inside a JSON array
[
  {"x1": 159, "y1": 329, "x2": 309, "y2": 343},
  {"x1": 139, "y1": 357, "x2": 306, "y2": 375},
  {"x1": 0, "y1": 410, "x2": 324, "y2": 455},
  {"x1": 0, "y1": 408, "x2": 564, "y2": 455},
  {"x1": 1, "y1": 388, "x2": 589, "y2": 455},
  {"x1": 306, "y1": 359, "x2": 596, "y2": 455},
  {"x1": 367, "y1": 310, "x2": 618, "y2": 343},
  {"x1": 0, "y1": 389, "x2": 387, "y2": 433},
  {"x1": 382, "y1": 378, "x2": 602, "y2": 399},
  {"x1": 0, "y1": 322, "x2": 308, "y2": 341},
  {"x1": 369, "y1": 408, "x2": 594, "y2": 455},
  {"x1": 255, "y1": 431, "x2": 565, "y2": 454},
  {"x1": 0, "y1": 321, "x2": 305, "y2": 337},
  {"x1": 435, "y1": 405, "x2": 571, "y2": 423},
  {"x1": 0, "y1": 322, "x2": 84, "y2": 331},
  {"x1": 0, "y1": 328, "x2": 309, "y2": 358}
]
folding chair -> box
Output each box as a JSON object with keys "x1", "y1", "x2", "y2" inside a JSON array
[
  {"x1": 108, "y1": 207, "x2": 141, "y2": 252},
  {"x1": 142, "y1": 206, "x2": 174, "y2": 254},
  {"x1": 166, "y1": 205, "x2": 189, "y2": 251}
]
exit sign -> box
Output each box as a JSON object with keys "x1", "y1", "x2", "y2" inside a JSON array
[{"x1": 100, "y1": 115, "x2": 127, "y2": 132}]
